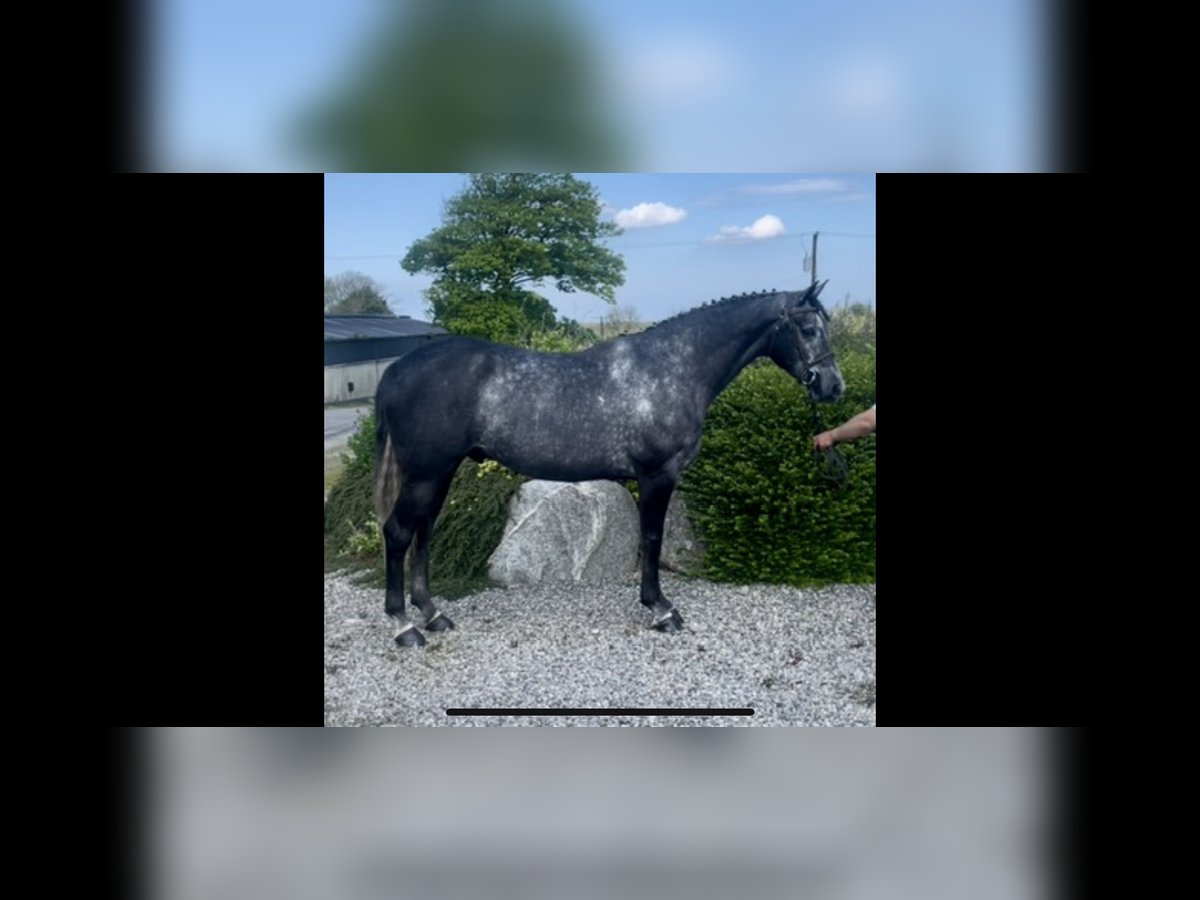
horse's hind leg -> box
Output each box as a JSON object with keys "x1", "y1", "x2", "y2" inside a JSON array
[
  {"x1": 409, "y1": 469, "x2": 456, "y2": 633},
  {"x1": 382, "y1": 469, "x2": 459, "y2": 647},
  {"x1": 637, "y1": 470, "x2": 684, "y2": 633},
  {"x1": 382, "y1": 497, "x2": 424, "y2": 648}
]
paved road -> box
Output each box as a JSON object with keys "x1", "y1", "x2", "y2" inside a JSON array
[{"x1": 324, "y1": 403, "x2": 371, "y2": 447}]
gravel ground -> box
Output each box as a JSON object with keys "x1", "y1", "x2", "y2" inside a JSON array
[{"x1": 324, "y1": 571, "x2": 875, "y2": 726}]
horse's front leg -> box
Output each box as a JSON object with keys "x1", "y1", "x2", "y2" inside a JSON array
[{"x1": 636, "y1": 470, "x2": 684, "y2": 633}]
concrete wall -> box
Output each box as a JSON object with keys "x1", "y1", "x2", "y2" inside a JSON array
[{"x1": 324, "y1": 358, "x2": 401, "y2": 405}]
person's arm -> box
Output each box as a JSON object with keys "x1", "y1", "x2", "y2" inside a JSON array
[{"x1": 813, "y1": 406, "x2": 875, "y2": 449}]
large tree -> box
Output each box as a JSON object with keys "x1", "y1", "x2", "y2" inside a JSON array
[
  {"x1": 401, "y1": 174, "x2": 624, "y2": 343},
  {"x1": 296, "y1": 0, "x2": 627, "y2": 171},
  {"x1": 324, "y1": 271, "x2": 392, "y2": 315}
]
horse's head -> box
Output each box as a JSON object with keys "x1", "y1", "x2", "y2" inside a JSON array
[{"x1": 767, "y1": 281, "x2": 844, "y2": 402}]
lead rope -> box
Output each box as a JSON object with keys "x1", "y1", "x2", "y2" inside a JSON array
[
  {"x1": 810, "y1": 397, "x2": 849, "y2": 487},
  {"x1": 775, "y1": 298, "x2": 848, "y2": 486}
]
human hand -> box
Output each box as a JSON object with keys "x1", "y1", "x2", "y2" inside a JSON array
[{"x1": 813, "y1": 431, "x2": 836, "y2": 451}]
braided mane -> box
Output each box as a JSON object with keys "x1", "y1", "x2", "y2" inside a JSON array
[{"x1": 646, "y1": 289, "x2": 782, "y2": 332}]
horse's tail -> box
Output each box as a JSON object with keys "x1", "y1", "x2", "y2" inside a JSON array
[{"x1": 373, "y1": 414, "x2": 402, "y2": 523}]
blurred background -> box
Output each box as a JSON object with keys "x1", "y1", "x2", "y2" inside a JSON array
[
  {"x1": 138, "y1": 728, "x2": 1070, "y2": 900},
  {"x1": 144, "y1": 0, "x2": 1064, "y2": 172}
]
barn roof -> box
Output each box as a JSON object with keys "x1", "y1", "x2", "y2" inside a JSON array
[{"x1": 324, "y1": 315, "x2": 447, "y2": 342}]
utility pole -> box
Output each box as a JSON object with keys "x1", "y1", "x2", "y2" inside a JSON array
[{"x1": 810, "y1": 231, "x2": 819, "y2": 288}]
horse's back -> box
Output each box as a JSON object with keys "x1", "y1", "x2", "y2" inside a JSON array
[
  {"x1": 374, "y1": 335, "x2": 698, "y2": 480},
  {"x1": 379, "y1": 337, "x2": 598, "y2": 405},
  {"x1": 378, "y1": 337, "x2": 497, "y2": 402}
]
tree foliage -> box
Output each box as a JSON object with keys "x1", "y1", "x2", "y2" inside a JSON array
[
  {"x1": 603, "y1": 303, "x2": 643, "y2": 335},
  {"x1": 325, "y1": 271, "x2": 392, "y2": 315},
  {"x1": 401, "y1": 174, "x2": 624, "y2": 343},
  {"x1": 827, "y1": 302, "x2": 875, "y2": 356},
  {"x1": 296, "y1": 1, "x2": 628, "y2": 171}
]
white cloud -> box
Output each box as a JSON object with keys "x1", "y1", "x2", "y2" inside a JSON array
[
  {"x1": 706, "y1": 214, "x2": 786, "y2": 243},
  {"x1": 743, "y1": 178, "x2": 850, "y2": 194},
  {"x1": 614, "y1": 201, "x2": 687, "y2": 229}
]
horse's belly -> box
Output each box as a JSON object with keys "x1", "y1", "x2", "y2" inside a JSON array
[{"x1": 482, "y1": 416, "x2": 634, "y2": 481}]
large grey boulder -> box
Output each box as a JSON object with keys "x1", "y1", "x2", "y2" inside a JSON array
[
  {"x1": 488, "y1": 481, "x2": 639, "y2": 585},
  {"x1": 661, "y1": 491, "x2": 705, "y2": 575}
]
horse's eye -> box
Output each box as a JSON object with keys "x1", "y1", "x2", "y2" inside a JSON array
[{"x1": 801, "y1": 327, "x2": 817, "y2": 339}]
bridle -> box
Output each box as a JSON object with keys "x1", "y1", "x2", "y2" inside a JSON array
[
  {"x1": 769, "y1": 296, "x2": 834, "y2": 386},
  {"x1": 767, "y1": 290, "x2": 849, "y2": 487}
]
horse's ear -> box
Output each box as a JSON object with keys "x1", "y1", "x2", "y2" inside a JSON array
[
  {"x1": 814, "y1": 280, "x2": 831, "y2": 321},
  {"x1": 791, "y1": 282, "x2": 832, "y2": 320}
]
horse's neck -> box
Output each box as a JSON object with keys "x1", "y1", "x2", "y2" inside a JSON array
[{"x1": 686, "y1": 300, "x2": 779, "y2": 405}]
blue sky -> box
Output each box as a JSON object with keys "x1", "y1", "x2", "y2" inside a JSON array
[
  {"x1": 324, "y1": 174, "x2": 876, "y2": 324},
  {"x1": 159, "y1": 0, "x2": 1043, "y2": 171}
]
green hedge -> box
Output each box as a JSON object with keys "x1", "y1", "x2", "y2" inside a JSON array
[
  {"x1": 324, "y1": 409, "x2": 378, "y2": 560},
  {"x1": 680, "y1": 349, "x2": 875, "y2": 585}
]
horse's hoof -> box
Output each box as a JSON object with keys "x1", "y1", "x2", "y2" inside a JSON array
[
  {"x1": 652, "y1": 610, "x2": 684, "y2": 633},
  {"x1": 426, "y1": 612, "x2": 456, "y2": 632},
  {"x1": 394, "y1": 628, "x2": 426, "y2": 648}
]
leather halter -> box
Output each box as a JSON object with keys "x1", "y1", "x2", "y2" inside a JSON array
[{"x1": 768, "y1": 299, "x2": 834, "y2": 383}]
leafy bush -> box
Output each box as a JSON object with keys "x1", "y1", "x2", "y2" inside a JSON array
[
  {"x1": 339, "y1": 516, "x2": 383, "y2": 558},
  {"x1": 324, "y1": 409, "x2": 526, "y2": 587},
  {"x1": 827, "y1": 302, "x2": 875, "y2": 356},
  {"x1": 525, "y1": 319, "x2": 597, "y2": 352},
  {"x1": 324, "y1": 408, "x2": 378, "y2": 561},
  {"x1": 429, "y1": 459, "x2": 526, "y2": 580},
  {"x1": 340, "y1": 408, "x2": 377, "y2": 477},
  {"x1": 680, "y1": 341, "x2": 875, "y2": 585}
]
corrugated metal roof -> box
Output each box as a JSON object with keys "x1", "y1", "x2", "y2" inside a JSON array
[{"x1": 324, "y1": 315, "x2": 448, "y2": 341}]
